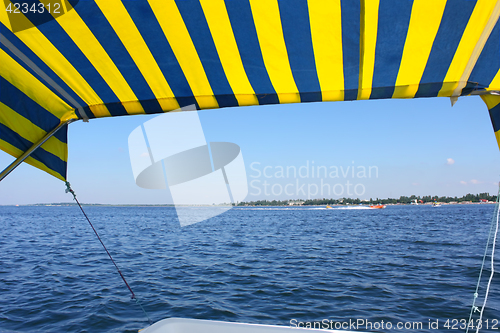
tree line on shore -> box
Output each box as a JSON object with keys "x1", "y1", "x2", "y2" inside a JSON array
[{"x1": 237, "y1": 193, "x2": 497, "y2": 206}]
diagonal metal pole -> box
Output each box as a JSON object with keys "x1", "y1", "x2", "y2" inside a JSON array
[
  {"x1": 0, "y1": 33, "x2": 89, "y2": 121},
  {"x1": 0, "y1": 119, "x2": 77, "y2": 182}
]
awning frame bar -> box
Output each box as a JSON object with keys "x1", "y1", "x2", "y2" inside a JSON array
[{"x1": 0, "y1": 118, "x2": 77, "y2": 182}]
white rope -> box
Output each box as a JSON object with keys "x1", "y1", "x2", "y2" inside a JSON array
[
  {"x1": 475, "y1": 193, "x2": 499, "y2": 333},
  {"x1": 466, "y1": 195, "x2": 498, "y2": 333}
]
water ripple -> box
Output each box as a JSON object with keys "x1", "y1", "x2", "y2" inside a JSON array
[{"x1": 0, "y1": 205, "x2": 498, "y2": 332}]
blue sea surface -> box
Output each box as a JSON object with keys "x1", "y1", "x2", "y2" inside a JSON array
[{"x1": 0, "y1": 205, "x2": 499, "y2": 332}]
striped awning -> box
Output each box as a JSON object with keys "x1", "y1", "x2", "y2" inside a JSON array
[{"x1": 1, "y1": 0, "x2": 499, "y2": 181}]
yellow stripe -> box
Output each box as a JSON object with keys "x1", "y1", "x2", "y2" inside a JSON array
[
  {"x1": 482, "y1": 95, "x2": 500, "y2": 153},
  {"x1": 393, "y1": 0, "x2": 447, "y2": 99},
  {"x1": 249, "y1": 0, "x2": 300, "y2": 104},
  {"x1": 481, "y1": 94, "x2": 500, "y2": 110},
  {"x1": 0, "y1": 139, "x2": 65, "y2": 180},
  {"x1": 0, "y1": 0, "x2": 110, "y2": 118},
  {"x1": 358, "y1": 0, "x2": 380, "y2": 100},
  {"x1": 308, "y1": 0, "x2": 344, "y2": 102},
  {"x1": 439, "y1": 1, "x2": 500, "y2": 97},
  {"x1": 0, "y1": 49, "x2": 76, "y2": 120},
  {"x1": 0, "y1": 102, "x2": 68, "y2": 162},
  {"x1": 41, "y1": 0, "x2": 144, "y2": 115},
  {"x1": 147, "y1": 0, "x2": 218, "y2": 109},
  {"x1": 495, "y1": 130, "x2": 500, "y2": 152},
  {"x1": 200, "y1": 0, "x2": 258, "y2": 107},
  {"x1": 60, "y1": 0, "x2": 68, "y2": 14},
  {"x1": 0, "y1": 1, "x2": 12, "y2": 30},
  {"x1": 488, "y1": 69, "x2": 500, "y2": 92},
  {"x1": 96, "y1": 0, "x2": 179, "y2": 112}
]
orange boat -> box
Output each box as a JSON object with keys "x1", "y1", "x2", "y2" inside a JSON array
[{"x1": 370, "y1": 205, "x2": 386, "y2": 209}]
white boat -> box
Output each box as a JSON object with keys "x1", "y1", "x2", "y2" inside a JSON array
[{"x1": 141, "y1": 318, "x2": 360, "y2": 333}]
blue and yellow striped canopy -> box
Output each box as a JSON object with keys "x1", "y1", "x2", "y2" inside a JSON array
[{"x1": 1, "y1": 0, "x2": 500, "y2": 181}]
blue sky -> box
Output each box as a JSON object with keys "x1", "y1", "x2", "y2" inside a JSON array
[{"x1": 1, "y1": 95, "x2": 499, "y2": 205}]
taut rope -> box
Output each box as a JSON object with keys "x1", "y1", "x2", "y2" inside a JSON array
[{"x1": 65, "y1": 182, "x2": 152, "y2": 326}]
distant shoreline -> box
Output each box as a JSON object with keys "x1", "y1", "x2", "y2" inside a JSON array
[
  {"x1": 2, "y1": 192, "x2": 497, "y2": 207},
  {"x1": 2, "y1": 202, "x2": 495, "y2": 208}
]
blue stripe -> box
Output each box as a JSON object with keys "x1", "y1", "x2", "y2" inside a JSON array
[
  {"x1": 78, "y1": 2, "x2": 163, "y2": 114},
  {"x1": 278, "y1": 0, "x2": 321, "y2": 103},
  {"x1": 0, "y1": 35, "x2": 74, "y2": 111},
  {"x1": 33, "y1": 8, "x2": 129, "y2": 117},
  {"x1": 370, "y1": 0, "x2": 413, "y2": 100},
  {"x1": 460, "y1": 81, "x2": 482, "y2": 96},
  {"x1": 120, "y1": 1, "x2": 198, "y2": 110},
  {"x1": 0, "y1": 122, "x2": 67, "y2": 179},
  {"x1": 469, "y1": 20, "x2": 500, "y2": 89},
  {"x1": 176, "y1": 0, "x2": 238, "y2": 108},
  {"x1": 0, "y1": 23, "x2": 92, "y2": 119},
  {"x1": 9, "y1": 1, "x2": 80, "y2": 33},
  {"x1": 340, "y1": 0, "x2": 360, "y2": 101},
  {"x1": 81, "y1": 106, "x2": 92, "y2": 118},
  {"x1": 489, "y1": 103, "x2": 500, "y2": 133},
  {"x1": 225, "y1": 0, "x2": 279, "y2": 105},
  {"x1": 8, "y1": 1, "x2": 50, "y2": 33},
  {"x1": 415, "y1": 0, "x2": 477, "y2": 98},
  {"x1": 0, "y1": 76, "x2": 66, "y2": 143}
]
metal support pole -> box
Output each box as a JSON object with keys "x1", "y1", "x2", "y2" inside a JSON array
[
  {"x1": 0, "y1": 119, "x2": 77, "y2": 182},
  {"x1": 470, "y1": 90, "x2": 500, "y2": 96}
]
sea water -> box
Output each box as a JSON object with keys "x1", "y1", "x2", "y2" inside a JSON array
[{"x1": 0, "y1": 205, "x2": 498, "y2": 332}]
